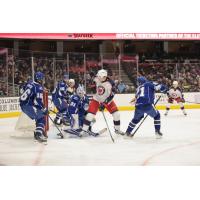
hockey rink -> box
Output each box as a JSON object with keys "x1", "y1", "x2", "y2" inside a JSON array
[{"x1": 0, "y1": 109, "x2": 200, "y2": 166}]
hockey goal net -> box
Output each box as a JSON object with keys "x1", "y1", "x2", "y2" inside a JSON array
[{"x1": 12, "y1": 90, "x2": 49, "y2": 138}]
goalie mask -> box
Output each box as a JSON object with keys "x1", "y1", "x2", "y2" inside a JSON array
[{"x1": 76, "y1": 86, "x2": 85, "y2": 98}]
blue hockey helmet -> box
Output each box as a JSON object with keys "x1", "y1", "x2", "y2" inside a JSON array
[
  {"x1": 34, "y1": 71, "x2": 44, "y2": 81},
  {"x1": 137, "y1": 76, "x2": 147, "y2": 85}
]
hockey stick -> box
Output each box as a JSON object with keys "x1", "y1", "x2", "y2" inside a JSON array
[
  {"x1": 48, "y1": 114, "x2": 64, "y2": 139},
  {"x1": 131, "y1": 95, "x2": 162, "y2": 137},
  {"x1": 101, "y1": 111, "x2": 115, "y2": 143}
]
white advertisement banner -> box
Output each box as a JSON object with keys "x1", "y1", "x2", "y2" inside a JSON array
[
  {"x1": 0, "y1": 93, "x2": 200, "y2": 115},
  {"x1": 0, "y1": 97, "x2": 21, "y2": 113}
]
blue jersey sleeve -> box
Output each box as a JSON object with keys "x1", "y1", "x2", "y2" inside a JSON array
[
  {"x1": 82, "y1": 96, "x2": 89, "y2": 111},
  {"x1": 58, "y1": 82, "x2": 68, "y2": 98},
  {"x1": 52, "y1": 81, "x2": 68, "y2": 99},
  {"x1": 33, "y1": 83, "x2": 44, "y2": 109},
  {"x1": 153, "y1": 82, "x2": 168, "y2": 93}
]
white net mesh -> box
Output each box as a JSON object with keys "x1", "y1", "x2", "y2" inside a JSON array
[{"x1": 11, "y1": 112, "x2": 35, "y2": 138}]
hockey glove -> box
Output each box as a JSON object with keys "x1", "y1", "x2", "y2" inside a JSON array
[{"x1": 99, "y1": 104, "x2": 105, "y2": 111}]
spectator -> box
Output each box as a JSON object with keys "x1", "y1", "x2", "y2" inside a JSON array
[{"x1": 117, "y1": 81, "x2": 126, "y2": 93}]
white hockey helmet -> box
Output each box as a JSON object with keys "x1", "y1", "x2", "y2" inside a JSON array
[
  {"x1": 68, "y1": 79, "x2": 75, "y2": 87},
  {"x1": 173, "y1": 81, "x2": 178, "y2": 88},
  {"x1": 76, "y1": 86, "x2": 85, "y2": 98},
  {"x1": 97, "y1": 69, "x2": 107, "y2": 78}
]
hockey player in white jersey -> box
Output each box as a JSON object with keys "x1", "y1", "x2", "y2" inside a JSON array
[
  {"x1": 80, "y1": 69, "x2": 124, "y2": 136},
  {"x1": 164, "y1": 81, "x2": 187, "y2": 116}
]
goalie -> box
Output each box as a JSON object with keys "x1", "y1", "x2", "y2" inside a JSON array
[{"x1": 65, "y1": 86, "x2": 104, "y2": 137}]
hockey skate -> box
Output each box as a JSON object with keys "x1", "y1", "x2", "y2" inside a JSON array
[
  {"x1": 155, "y1": 130, "x2": 163, "y2": 139},
  {"x1": 123, "y1": 132, "x2": 134, "y2": 139},
  {"x1": 34, "y1": 131, "x2": 47, "y2": 143},
  {"x1": 115, "y1": 129, "x2": 125, "y2": 135},
  {"x1": 182, "y1": 110, "x2": 187, "y2": 116},
  {"x1": 54, "y1": 118, "x2": 62, "y2": 125},
  {"x1": 164, "y1": 112, "x2": 168, "y2": 116}
]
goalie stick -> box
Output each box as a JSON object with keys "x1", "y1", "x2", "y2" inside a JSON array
[
  {"x1": 131, "y1": 95, "x2": 162, "y2": 137},
  {"x1": 64, "y1": 127, "x2": 107, "y2": 137}
]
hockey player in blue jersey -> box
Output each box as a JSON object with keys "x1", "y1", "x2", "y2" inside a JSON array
[
  {"x1": 52, "y1": 74, "x2": 71, "y2": 126},
  {"x1": 65, "y1": 86, "x2": 101, "y2": 137},
  {"x1": 68, "y1": 86, "x2": 89, "y2": 129},
  {"x1": 19, "y1": 72, "x2": 48, "y2": 142},
  {"x1": 125, "y1": 76, "x2": 167, "y2": 139}
]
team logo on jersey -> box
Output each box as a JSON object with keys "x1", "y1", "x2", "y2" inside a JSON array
[
  {"x1": 172, "y1": 93, "x2": 178, "y2": 98},
  {"x1": 97, "y1": 86, "x2": 105, "y2": 95}
]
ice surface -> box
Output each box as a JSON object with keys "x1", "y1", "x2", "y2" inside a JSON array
[{"x1": 0, "y1": 109, "x2": 200, "y2": 166}]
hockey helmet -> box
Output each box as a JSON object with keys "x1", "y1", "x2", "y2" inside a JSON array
[
  {"x1": 137, "y1": 76, "x2": 147, "y2": 85},
  {"x1": 69, "y1": 79, "x2": 75, "y2": 87},
  {"x1": 34, "y1": 71, "x2": 44, "y2": 82},
  {"x1": 173, "y1": 81, "x2": 178, "y2": 88},
  {"x1": 97, "y1": 69, "x2": 107, "y2": 78},
  {"x1": 76, "y1": 86, "x2": 85, "y2": 98}
]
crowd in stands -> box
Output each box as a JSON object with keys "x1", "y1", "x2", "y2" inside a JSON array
[
  {"x1": 1, "y1": 53, "x2": 200, "y2": 96},
  {"x1": 123, "y1": 59, "x2": 200, "y2": 92}
]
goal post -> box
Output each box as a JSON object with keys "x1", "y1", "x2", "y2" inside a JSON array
[{"x1": 43, "y1": 89, "x2": 49, "y2": 136}]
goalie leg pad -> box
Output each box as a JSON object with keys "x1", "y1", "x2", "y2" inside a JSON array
[{"x1": 71, "y1": 114, "x2": 79, "y2": 129}]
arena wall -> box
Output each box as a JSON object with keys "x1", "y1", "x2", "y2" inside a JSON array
[{"x1": 1, "y1": 93, "x2": 200, "y2": 118}]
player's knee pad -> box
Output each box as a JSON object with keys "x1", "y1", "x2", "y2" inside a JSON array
[
  {"x1": 112, "y1": 111, "x2": 120, "y2": 121},
  {"x1": 154, "y1": 111, "x2": 160, "y2": 120}
]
